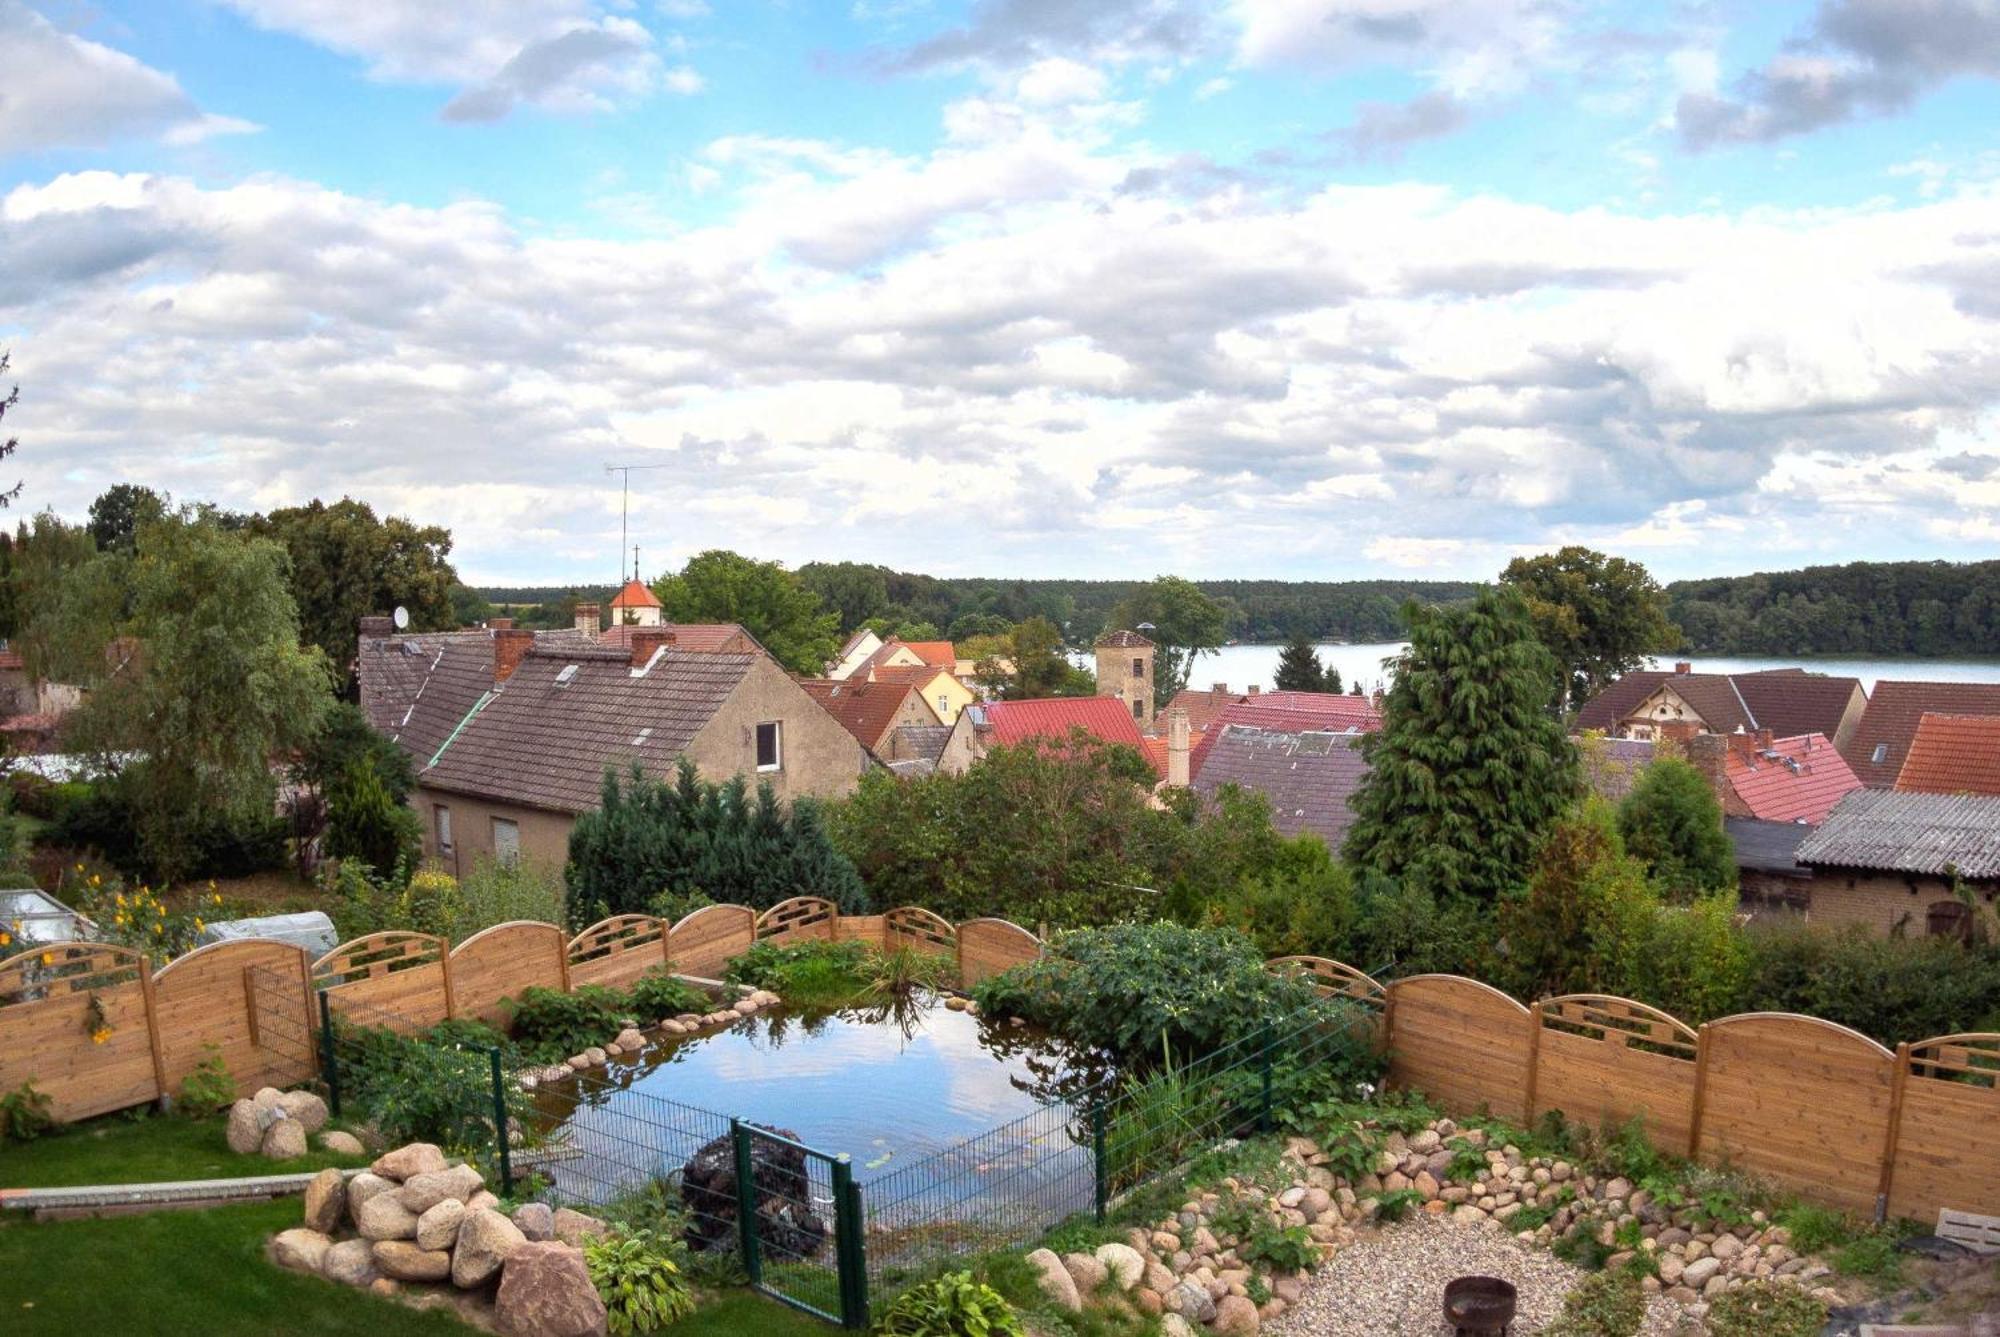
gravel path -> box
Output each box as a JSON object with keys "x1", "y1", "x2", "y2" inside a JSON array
[{"x1": 1271, "y1": 1214, "x2": 1694, "y2": 1337}]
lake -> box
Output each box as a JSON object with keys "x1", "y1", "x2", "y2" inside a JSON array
[{"x1": 1176, "y1": 642, "x2": 2000, "y2": 696}]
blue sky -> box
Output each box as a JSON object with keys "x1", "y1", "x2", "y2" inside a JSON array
[{"x1": 3, "y1": 0, "x2": 1999, "y2": 585}]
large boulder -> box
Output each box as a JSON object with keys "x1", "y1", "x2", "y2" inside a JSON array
[
  {"x1": 454, "y1": 1208, "x2": 528, "y2": 1288},
  {"x1": 1063, "y1": 1251, "x2": 1108, "y2": 1295},
  {"x1": 302, "y1": 1167, "x2": 346, "y2": 1234},
  {"x1": 679, "y1": 1126, "x2": 828, "y2": 1261},
  {"x1": 1025, "y1": 1248, "x2": 1080, "y2": 1312},
  {"x1": 372, "y1": 1240, "x2": 452, "y2": 1283},
  {"x1": 261, "y1": 1117, "x2": 308, "y2": 1160},
  {"x1": 277, "y1": 1089, "x2": 329, "y2": 1133},
  {"x1": 416, "y1": 1198, "x2": 467, "y2": 1251},
  {"x1": 321, "y1": 1130, "x2": 366, "y2": 1156},
  {"x1": 495, "y1": 1241, "x2": 608, "y2": 1337},
  {"x1": 357, "y1": 1192, "x2": 419, "y2": 1242},
  {"x1": 346, "y1": 1172, "x2": 393, "y2": 1226},
  {"x1": 1094, "y1": 1242, "x2": 1144, "y2": 1291},
  {"x1": 226, "y1": 1099, "x2": 265, "y2": 1155},
  {"x1": 513, "y1": 1202, "x2": 555, "y2": 1242},
  {"x1": 1169, "y1": 1280, "x2": 1217, "y2": 1324},
  {"x1": 399, "y1": 1164, "x2": 483, "y2": 1214},
  {"x1": 552, "y1": 1209, "x2": 609, "y2": 1249},
  {"x1": 1213, "y1": 1293, "x2": 1260, "y2": 1335},
  {"x1": 269, "y1": 1228, "x2": 331, "y2": 1274},
  {"x1": 322, "y1": 1238, "x2": 379, "y2": 1289},
  {"x1": 371, "y1": 1143, "x2": 447, "y2": 1182}
]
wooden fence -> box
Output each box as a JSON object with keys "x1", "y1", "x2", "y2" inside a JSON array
[
  {"x1": 1275, "y1": 954, "x2": 2000, "y2": 1225},
  {"x1": 0, "y1": 901, "x2": 1043, "y2": 1127}
]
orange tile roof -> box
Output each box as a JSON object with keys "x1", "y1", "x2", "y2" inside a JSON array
[
  {"x1": 869, "y1": 663, "x2": 954, "y2": 687},
  {"x1": 1138, "y1": 735, "x2": 1172, "y2": 780},
  {"x1": 976, "y1": 696, "x2": 1158, "y2": 774},
  {"x1": 799, "y1": 678, "x2": 922, "y2": 754},
  {"x1": 1895, "y1": 713, "x2": 2000, "y2": 797},
  {"x1": 1722, "y1": 733, "x2": 1863, "y2": 825},
  {"x1": 609, "y1": 578, "x2": 662, "y2": 610},
  {"x1": 1844, "y1": 681, "x2": 2000, "y2": 787},
  {"x1": 896, "y1": 640, "x2": 957, "y2": 668}
]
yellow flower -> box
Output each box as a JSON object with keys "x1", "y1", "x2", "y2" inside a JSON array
[
  {"x1": 89, "y1": 874, "x2": 101, "y2": 887},
  {"x1": 194, "y1": 919, "x2": 205, "y2": 933},
  {"x1": 0, "y1": 931, "x2": 11, "y2": 948},
  {"x1": 40, "y1": 952, "x2": 52, "y2": 965}
]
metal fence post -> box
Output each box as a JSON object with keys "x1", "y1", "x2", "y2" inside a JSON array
[
  {"x1": 730, "y1": 1119, "x2": 762, "y2": 1285},
  {"x1": 1258, "y1": 1024, "x2": 1275, "y2": 1133},
  {"x1": 831, "y1": 1156, "x2": 868, "y2": 1330},
  {"x1": 487, "y1": 1047, "x2": 513, "y2": 1197},
  {"x1": 1090, "y1": 1097, "x2": 1107, "y2": 1222},
  {"x1": 317, "y1": 989, "x2": 341, "y2": 1118}
]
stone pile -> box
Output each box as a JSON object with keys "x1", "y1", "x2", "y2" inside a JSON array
[
  {"x1": 268, "y1": 1141, "x2": 612, "y2": 1337},
  {"x1": 516, "y1": 988, "x2": 780, "y2": 1091},
  {"x1": 225, "y1": 1085, "x2": 350, "y2": 1159}
]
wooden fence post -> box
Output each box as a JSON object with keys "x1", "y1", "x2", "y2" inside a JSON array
[
  {"x1": 243, "y1": 967, "x2": 262, "y2": 1048},
  {"x1": 1687, "y1": 1022, "x2": 1713, "y2": 1158},
  {"x1": 1875, "y1": 1042, "x2": 1911, "y2": 1223},
  {"x1": 557, "y1": 931, "x2": 573, "y2": 994},
  {"x1": 659, "y1": 917, "x2": 673, "y2": 968},
  {"x1": 1523, "y1": 1002, "x2": 1544, "y2": 1124},
  {"x1": 137, "y1": 956, "x2": 169, "y2": 1109},
  {"x1": 1381, "y1": 981, "x2": 1400, "y2": 1089},
  {"x1": 439, "y1": 940, "x2": 457, "y2": 1021},
  {"x1": 300, "y1": 953, "x2": 321, "y2": 1077}
]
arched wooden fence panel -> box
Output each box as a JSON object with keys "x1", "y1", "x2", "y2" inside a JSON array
[
  {"x1": 311, "y1": 932, "x2": 450, "y2": 1031},
  {"x1": 668, "y1": 904, "x2": 756, "y2": 980},
  {"x1": 1387, "y1": 976, "x2": 1533, "y2": 1124},
  {"x1": 1266, "y1": 956, "x2": 1387, "y2": 1008},
  {"x1": 452, "y1": 922, "x2": 567, "y2": 1026},
  {"x1": 755, "y1": 896, "x2": 837, "y2": 945},
  {"x1": 1531, "y1": 995, "x2": 1698, "y2": 1154},
  {"x1": 956, "y1": 918, "x2": 1042, "y2": 985},
  {"x1": 566, "y1": 915, "x2": 668, "y2": 992},
  {"x1": 153, "y1": 939, "x2": 315, "y2": 1096},
  {"x1": 1886, "y1": 1033, "x2": 2000, "y2": 1223},
  {"x1": 1695, "y1": 1014, "x2": 1895, "y2": 1216},
  {"x1": 884, "y1": 906, "x2": 957, "y2": 957},
  {"x1": 0, "y1": 942, "x2": 161, "y2": 1121}
]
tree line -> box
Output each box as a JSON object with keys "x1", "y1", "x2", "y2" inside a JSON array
[{"x1": 1665, "y1": 559, "x2": 2000, "y2": 657}]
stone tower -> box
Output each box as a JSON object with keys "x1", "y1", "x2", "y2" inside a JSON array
[{"x1": 1094, "y1": 629, "x2": 1156, "y2": 726}]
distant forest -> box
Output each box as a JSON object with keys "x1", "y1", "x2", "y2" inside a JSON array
[
  {"x1": 1664, "y1": 560, "x2": 2000, "y2": 657},
  {"x1": 475, "y1": 571, "x2": 1483, "y2": 644}
]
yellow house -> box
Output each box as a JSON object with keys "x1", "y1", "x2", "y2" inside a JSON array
[{"x1": 870, "y1": 663, "x2": 975, "y2": 725}]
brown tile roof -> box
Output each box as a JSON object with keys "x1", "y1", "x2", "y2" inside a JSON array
[
  {"x1": 1721, "y1": 733, "x2": 1862, "y2": 825},
  {"x1": 418, "y1": 645, "x2": 755, "y2": 814},
  {"x1": 868, "y1": 663, "x2": 954, "y2": 690},
  {"x1": 1574, "y1": 666, "x2": 1859, "y2": 741},
  {"x1": 1193, "y1": 726, "x2": 1371, "y2": 850},
  {"x1": 1095, "y1": 629, "x2": 1153, "y2": 648},
  {"x1": 609, "y1": 578, "x2": 662, "y2": 610},
  {"x1": 599, "y1": 622, "x2": 762, "y2": 655},
  {"x1": 799, "y1": 678, "x2": 922, "y2": 755},
  {"x1": 1895, "y1": 713, "x2": 2000, "y2": 796},
  {"x1": 1732, "y1": 671, "x2": 1864, "y2": 741},
  {"x1": 358, "y1": 628, "x2": 595, "y2": 766},
  {"x1": 1797, "y1": 789, "x2": 2000, "y2": 879},
  {"x1": 887, "y1": 724, "x2": 951, "y2": 765},
  {"x1": 1843, "y1": 681, "x2": 2000, "y2": 788}
]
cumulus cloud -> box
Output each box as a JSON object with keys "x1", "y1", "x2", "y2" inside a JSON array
[
  {"x1": 871, "y1": 0, "x2": 1213, "y2": 74},
  {"x1": 1677, "y1": 0, "x2": 2000, "y2": 149},
  {"x1": 1323, "y1": 91, "x2": 1469, "y2": 163},
  {"x1": 1230, "y1": 0, "x2": 1571, "y2": 97},
  {"x1": 0, "y1": 1, "x2": 256, "y2": 153},
  {"x1": 7, "y1": 119, "x2": 2000, "y2": 581},
  {"x1": 217, "y1": 0, "x2": 679, "y2": 118}
]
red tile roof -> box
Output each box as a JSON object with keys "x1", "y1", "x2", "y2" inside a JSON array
[
  {"x1": 895, "y1": 640, "x2": 958, "y2": 668},
  {"x1": 1188, "y1": 692, "x2": 1382, "y2": 781},
  {"x1": 609, "y1": 578, "x2": 662, "y2": 610},
  {"x1": 1722, "y1": 733, "x2": 1862, "y2": 825},
  {"x1": 1138, "y1": 735, "x2": 1171, "y2": 779},
  {"x1": 977, "y1": 696, "x2": 1153, "y2": 771},
  {"x1": 1162, "y1": 685, "x2": 1249, "y2": 737},
  {"x1": 800, "y1": 678, "x2": 923, "y2": 754},
  {"x1": 1842, "y1": 681, "x2": 2000, "y2": 788},
  {"x1": 1895, "y1": 713, "x2": 2000, "y2": 797}
]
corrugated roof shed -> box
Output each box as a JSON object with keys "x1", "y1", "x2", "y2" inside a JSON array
[
  {"x1": 1796, "y1": 789, "x2": 2000, "y2": 879},
  {"x1": 1193, "y1": 726, "x2": 1370, "y2": 850},
  {"x1": 1841, "y1": 681, "x2": 2000, "y2": 788},
  {"x1": 1896, "y1": 713, "x2": 2000, "y2": 796},
  {"x1": 1724, "y1": 817, "x2": 1813, "y2": 878}
]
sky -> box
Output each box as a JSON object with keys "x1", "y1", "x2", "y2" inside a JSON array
[{"x1": 2, "y1": 1, "x2": 1999, "y2": 587}]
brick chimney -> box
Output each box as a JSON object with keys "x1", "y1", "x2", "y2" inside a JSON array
[
  {"x1": 573, "y1": 603, "x2": 601, "y2": 637},
  {"x1": 1211, "y1": 682, "x2": 1229, "y2": 703},
  {"x1": 630, "y1": 630, "x2": 674, "y2": 668},
  {"x1": 493, "y1": 629, "x2": 534, "y2": 684},
  {"x1": 1673, "y1": 661, "x2": 1692, "y2": 675},
  {"x1": 1687, "y1": 732, "x2": 1728, "y2": 795},
  {"x1": 1167, "y1": 708, "x2": 1191, "y2": 788},
  {"x1": 1247, "y1": 685, "x2": 1260, "y2": 697},
  {"x1": 359, "y1": 615, "x2": 394, "y2": 640},
  {"x1": 488, "y1": 616, "x2": 515, "y2": 631}
]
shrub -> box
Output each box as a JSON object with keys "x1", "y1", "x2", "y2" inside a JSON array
[
  {"x1": 1616, "y1": 755, "x2": 1735, "y2": 901},
  {"x1": 584, "y1": 1228, "x2": 697, "y2": 1335},
  {"x1": 503, "y1": 985, "x2": 629, "y2": 1064},
  {"x1": 726, "y1": 939, "x2": 873, "y2": 1008},
  {"x1": 1624, "y1": 890, "x2": 1750, "y2": 1023},
  {"x1": 873, "y1": 1270, "x2": 1024, "y2": 1337},
  {"x1": 1497, "y1": 799, "x2": 1656, "y2": 1000},
  {"x1": 398, "y1": 867, "x2": 465, "y2": 937},
  {"x1": 1772, "y1": 1202, "x2": 1852, "y2": 1254},
  {"x1": 336, "y1": 1022, "x2": 522, "y2": 1154},
  {"x1": 324, "y1": 757, "x2": 422, "y2": 883},
  {"x1": 627, "y1": 968, "x2": 708, "y2": 1020},
  {"x1": 177, "y1": 1043, "x2": 237, "y2": 1118},
  {"x1": 1543, "y1": 1267, "x2": 1645, "y2": 1337},
  {"x1": 457, "y1": 857, "x2": 565, "y2": 933},
  {"x1": 1705, "y1": 1280, "x2": 1827, "y2": 1337},
  {"x1": 1739, "y1": 920, "x2": 2000, "y2": 1044},
  {"x1": 0, "y1": 1080, "x2": 55, "y2": 1143}
]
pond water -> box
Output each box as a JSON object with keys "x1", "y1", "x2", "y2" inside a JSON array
[{"x1": 526, "y1": 995, "x2": 1096, "y2": 1211}]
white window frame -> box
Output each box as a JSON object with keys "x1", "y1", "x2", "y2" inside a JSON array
[
  {"x1": 434, "y1": 804, "x2": 453, "y2": 853},
  {"x1": 756, "y1": 721, "x2": 783, "y2": 773},
  {"x1": 491, "y1": 816, "x2": 520, "y2": 866}
]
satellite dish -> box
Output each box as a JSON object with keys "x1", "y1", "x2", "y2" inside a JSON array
[{"x1": 392, "y1": 606, "x2": 410, "y2": 630}]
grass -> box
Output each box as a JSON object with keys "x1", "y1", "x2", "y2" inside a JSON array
[
  {"x1": 0, "y1": 1196, "x2": 854, "y2": 1336},
  {"x1": 2, "y1": 1110, "x2": 368, "y2": 1189}
]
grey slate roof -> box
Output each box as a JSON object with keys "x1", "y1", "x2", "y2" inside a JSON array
[
  {"x1": 888, "y1": 724, "x2": 952, "y2": 765},
  {"x1": 358, "y1": 629, "x2": 593, "y2": 767},
  {"x1": 1192, "y1": 725, "x2": 1370, "y2": 850},
  {"x1": 418, "y1": 645, "x2": 755, "y2": 814},
  {"x1": 1724, "y1": 817, "x2": 1813, "y2": 878},
  {"x1": 1795, "y1": 789, "x2": 2000, "y2": 879}
]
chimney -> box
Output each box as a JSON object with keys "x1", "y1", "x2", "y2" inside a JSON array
[
  {"x1": 1728, "y1": 729, "x2": 1759, "y2": 761},
  {"x1": 359, "y1": 615, "x2": 394, "y2": 641},
  {"x1": 1167, "y1": 708, "x2": 1191, "y2": 788},
  {"x1": 1756, "y1": 728, "x2": 1774, "y2": 749},
  {"x1": 629, "y1": 630, "x2": 673, "y2": 668},
  {"x1": 1688, "y1": 733, "x2": 1727, "y2": 795},
  {"x1": 493, "y1": 629, "x2": 534, "y2": 684},
  {"x1": 573, "y1": 604, "x2": 601, "y2": 637},
  {"x1": 488, "y1": 617, "x2": 515, "y2": 631},
  {"x1": 1674, "y1": 661, "x2": 1692, "y2": 675},
  {"x1": 1247, "y1": 685, "x2": 1260, "y2": 697},
  {"x1": 1211, "y1": 682, "x2": 1228, "y2": 702}
]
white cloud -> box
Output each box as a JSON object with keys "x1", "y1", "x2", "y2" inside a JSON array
[
  {"x1": 0, "y1": 1, "x2": 257, "y2": 154},
  {"x1": 1230, "y1": 0, "x2": 1570, "y2": 97}
]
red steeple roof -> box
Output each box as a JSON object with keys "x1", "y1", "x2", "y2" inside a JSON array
[{"x1": 610, "y1": 578, "x2": 662, "y2": 610}]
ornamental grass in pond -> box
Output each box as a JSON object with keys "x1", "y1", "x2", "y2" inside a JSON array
[{"x1": 722, "y1": 938, "x2": 954, "y2": 1009}]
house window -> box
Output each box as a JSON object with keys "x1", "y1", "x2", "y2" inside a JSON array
[
  {"x1": 433, "y1": 805, "x2": 453, "y2": 853},
  {"x1": 1132, "y1": 698, "x2": 1144, "y2": 720},
  {"x1": 1131, "y1": 657, "x2": 1144, "y2": 678},
  {"x1": 1871, "y1": 743, "x2": 1888, "y2": 765},
  {"x1": 937, "y1": 694, "x2": 950, "y2": 715},
  {"x1": 491, "y1": 817, "x2": 520, "y2": 866},
  {"x1": 756, "y1": 721, "x2": 783, "y2": 772}
]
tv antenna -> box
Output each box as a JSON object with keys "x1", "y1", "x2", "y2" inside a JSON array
[{"x1": 605, "y1": 462, "x2": 669, "y2": 590}]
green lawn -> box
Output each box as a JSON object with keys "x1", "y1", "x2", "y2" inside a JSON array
[
  {"x1": 2, "y1": 1111, "x2": 369, "y2": 1189},
  {"x1": 0, "y1": 1197, "x2": 839, "y2": 1335}
]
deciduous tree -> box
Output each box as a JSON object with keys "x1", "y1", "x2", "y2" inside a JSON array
[
  {"x1": 652, "y1": 549, "x2": 840, "y2": 675},
  {"x1": 1500, "y1": 546, "x2": 1678, "y2": 712},
  {"x1": 1106, "y1": 575, "x2": 1225, "y2": 701},
  {"x1": 253, "y1": 498, "x2": 458, "y2": 677},
  {"x1": 1617, "y1": 755, "x2": 1736, "y2": 901}
]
